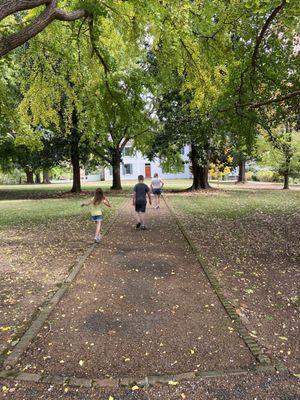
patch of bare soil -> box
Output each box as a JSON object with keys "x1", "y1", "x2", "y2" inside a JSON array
[
  {"x1": 0, "y1": 216, "x2": 92, "y2": 356},
  {"x1": 1, "y1": 373, "x2": 299, "y2": 399},
  {"x1": 176, "y1": 210, "x2": 300, "y2": 372},
  {"x1": 17, "y1": 203, "x2": 254, "y2": 379}
]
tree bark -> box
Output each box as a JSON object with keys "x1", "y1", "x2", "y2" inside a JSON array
[
  {"x1": 283, "y1": 173, "x2": 289, "y2": 190},
  {"x1": 25, "y1": 170, "x2": 34, "y2": 184},
  {"x1": 190, "y1": 143, "x2": 211, "y2": 190},
  {"x1": 42, "y1": 169, "x2": 51, "y2": 184},
  {"x1": 70, "y1": 109, "x2": 81, "y2": 193},
  {"x1": 35, "y1": 172, "x2": 41, "y2": 184},
  {"x1": 0, "y1": 0, "x2": 88, "y2": 57},
  {"x1": 237, "y1": 160, "x2": 246, "y2": 183},
  {"x1": 111, "y1": 148, "x2": 122, "y2": 190}
]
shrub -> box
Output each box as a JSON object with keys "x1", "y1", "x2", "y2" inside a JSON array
[
  {"x1": 256, "y1": 170, "x2": 275, "y2": 182},
  {"x1": 245, "y1": 171, "x2": 254, "y2": 181}
]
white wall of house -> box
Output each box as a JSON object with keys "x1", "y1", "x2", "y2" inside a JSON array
[{"x1": 101, "y1": 145, "x2": 192, "y2": 181}]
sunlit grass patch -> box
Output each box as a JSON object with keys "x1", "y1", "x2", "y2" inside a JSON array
[
  {"x1": 170, "y1": 189, "x2": 300, "y2": 219},
  {"x1": 0, "y1": 197, "x2": 124, "y2": 228}
]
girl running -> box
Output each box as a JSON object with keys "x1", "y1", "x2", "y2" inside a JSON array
[{"x1": 81, "y1": 188, "x2": 111, "y2": 242}]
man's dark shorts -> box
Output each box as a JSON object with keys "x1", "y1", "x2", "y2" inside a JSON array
[{"x1": 135, "y1": 203, "x2": 146, "y2": 213}]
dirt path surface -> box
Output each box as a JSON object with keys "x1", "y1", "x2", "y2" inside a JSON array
[
  {"x1": 171, "y1": 202, "x2": 300, "y2": 372},
  {"x1": 16, "y1": 200, "x2": 255, "y2": 379},
  {"x1": 0, "y1": 217, "x2": 91, "y2": 352}
]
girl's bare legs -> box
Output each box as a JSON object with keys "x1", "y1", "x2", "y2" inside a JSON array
[
  {"x1": 157, "y1": 194, "x2": 161, "y2": 207},
  {"x1": 154, "y1": 194, "x2": 158, "y2": 207},
  {"x1": 95, "y1": 221, "x2": 102, "y2": 238}
]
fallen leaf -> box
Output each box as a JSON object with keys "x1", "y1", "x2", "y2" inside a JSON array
[
  {"x1": 131, "y1": 385, "x2": 139, "y2": 391},
  {"x1": 168, "y1": 381, "x2": 178, "y2": 386}
]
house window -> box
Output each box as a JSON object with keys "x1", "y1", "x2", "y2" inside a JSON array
[
  {"x1": 123, "y1": 163, "x2": 133, "y2": 175},
  {"x1": 123, "y1": 147, "x2": 132, "y2": 156}
]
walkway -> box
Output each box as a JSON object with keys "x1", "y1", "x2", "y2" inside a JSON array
[{"x1": 14, "y1": 200, "x2": 255, "y2": 379}]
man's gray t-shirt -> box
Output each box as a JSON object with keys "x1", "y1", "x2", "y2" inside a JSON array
[{"x1": 134, "y1": 183, "x2": 150, "y2": 204}]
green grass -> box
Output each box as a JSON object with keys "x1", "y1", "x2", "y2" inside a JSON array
[
  {"x1": 170, "y1": 189, "x2": 300, "y2": 219},
  {"x1": 0, "y1": 196, "x2": 125, "y2": 229},
  {"x1": 0, "y1": 179, "x2": 194, "y2": 194}
]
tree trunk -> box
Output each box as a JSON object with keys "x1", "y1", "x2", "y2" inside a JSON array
[
  {"x1": 283, "y1": 173, "x2": 289, "y2": 190},
  {"x1": 25, "y1": 170, "x2": 34, "y2": 184},
  {"x1": 35, "y1": 172, "x2": 41, "y2": 184},
  {"x1": 111, "y1": 148, "x2": 122, "y2": 190},
  {"x1": 237, "y1": 159, "x2": 246, "y2": 183},
  {"x1": 70, "y1": 109, "x2": 81, "y2": 193},
  {"x1": 190, "y1": 143, "x2": 211, "y2": 190},
  {"x1": 42, "y1": 169, "x2": 51, "y2": 184}
]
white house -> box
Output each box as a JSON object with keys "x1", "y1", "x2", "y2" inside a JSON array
[{"x1": 86, "y1": 145, "x2": 192, "y2": 182}]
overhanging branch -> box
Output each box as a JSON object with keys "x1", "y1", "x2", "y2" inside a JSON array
[
  {"x1": 251, "y1": 0, "x2": 286, "y2": 69},
  {"x1": 219, "y1": 90, "x2": 300, "y2": 112},
  {"x1": 0, "y1": 0, "x2": 89, "y2": 57}
]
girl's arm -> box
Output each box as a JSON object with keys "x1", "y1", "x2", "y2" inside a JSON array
[
  {"x1": 81, "y1": 199, "x2": 92, "y2": 207},
  {"x1": 160, "y1": 179, "x2": 165, "y2": 187},
  {"x1": 103, "y1": 197, "x2": 112, "y2": 208}
]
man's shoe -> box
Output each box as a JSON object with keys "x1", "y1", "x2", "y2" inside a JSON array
[
  {"x1": 140, "y1": 225, "x2": 147, "y2": 230},
  {"x1": 136, "y1": 222, "x2": 141, "y2": 229}
]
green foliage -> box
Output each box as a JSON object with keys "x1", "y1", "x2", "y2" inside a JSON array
[{"x1": 255, "y1": 170, "x2": 278, "y2": 182}]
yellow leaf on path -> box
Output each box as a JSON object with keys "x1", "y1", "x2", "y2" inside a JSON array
[
  {"x1": 293, "y1": 373, "x2": 300, "y2": 378},
  {"x1": 79, "y1": 360, "x2": 84, "y2": 366},
  {"x1": 108, "y1": 396, "x2": 114, "y2": 400},
  {"x1": 168, "y1": 381, "x2": 178, "y2": 386},
  {"x1": 181, "y1": 394, "x2": 186, "y2": 399},
  {"x1": 279, "y1": 336, "x2": 288, "y2": 341},
  {"x1": 131, "y1": 385, "x2": 139, "y2": 391},
  {"x1": 190, "y1": 349, "x2": 195, "y2": 354},
  {"x1": 2, "y1": 386, "x2": 8, "y2": 392},
  {"x1": 0, "y1": 326, "x2": 12, "y2": 332}
]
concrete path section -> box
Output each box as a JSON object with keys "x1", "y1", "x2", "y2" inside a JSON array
[{"x1": 17, "y1": 200, "x2": 255, "y2": 379}]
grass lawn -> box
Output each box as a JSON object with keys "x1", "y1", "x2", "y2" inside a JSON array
[
  {"x1": 170, "y1": 188, "x2": 300, "y2": 219},
  {"x1": 0, "y1": 179, "x2": 194, "y2": 195},
  {"x1": 0, "y1": 196, "x2": 124, "y2": 228}
]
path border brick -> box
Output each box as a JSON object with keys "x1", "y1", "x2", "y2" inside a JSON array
[
  {"x1": 0, "y1": 365, "x2": 278, "y2": 389},
  {"x1": 163, "y1": 196, "x2": 273, "y2": 366},
  {"x1": 1, "y1": 199, "x2": 127, "y2": 370}
]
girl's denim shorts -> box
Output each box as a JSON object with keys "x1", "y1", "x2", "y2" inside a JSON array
[{"x1": 91, "y1": 215, "x2": 104, "y2": 222}]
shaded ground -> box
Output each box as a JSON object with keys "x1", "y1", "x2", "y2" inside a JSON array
[
  {"x1": 0, "y1": 199, "x2": 121, "y2": 355},
  {"x1": 16, "y1": 201, "x2": 254, "y2": 379},
  {"x1": 171, "y1": 189, "x2": 300, "y2": 373},
  {"x1": 1, "y1": 372, "x2": 299, "y2": 399}
]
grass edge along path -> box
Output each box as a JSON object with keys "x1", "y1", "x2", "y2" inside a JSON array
[
  {"x1": 1, "y1": 198, "x2": 127, "y2": 370},
  {"x1": 162, "y1": 196, "x2": 288, "y2": 372}
]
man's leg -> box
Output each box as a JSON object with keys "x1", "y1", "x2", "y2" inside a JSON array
[
  {"x1": 136, "y1": 211, "x2": 141, "y2": 223},
  {"x1": 140, "y1": 212, "x2": 145, "y2": 226}
]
